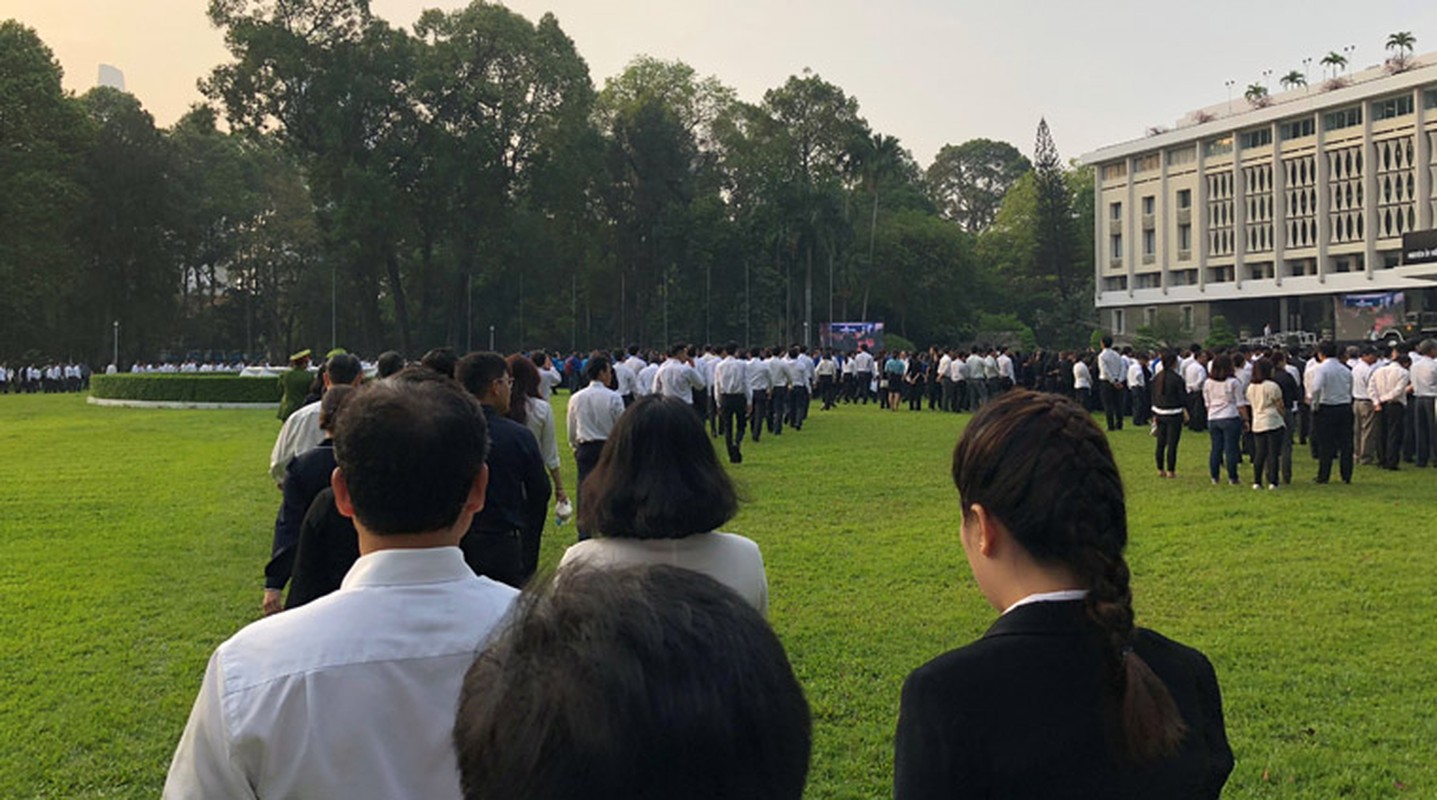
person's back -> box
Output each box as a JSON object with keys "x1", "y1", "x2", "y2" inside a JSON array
[
  {"x1": 165, "y1": 374, "x2": 519, "y2": 799},
  {"x1": 899, "y1": 601, "x2": 1228, "y2": 799}
]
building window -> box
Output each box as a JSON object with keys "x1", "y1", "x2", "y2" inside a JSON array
[
  {"x1": 1323, "y1": 106, "x2": 1362, "y2": 131},
  {"x1": 1178, "y1": 224, "x2": 1192, "y2": 252},
  {"x1": 1425, "y1": 88, "x2": 1437, "y2": 109},
  {"x1": 1372, "y1": 94, "x2": 1414, "y2": 120},
  {"x1": 1182, "y1": 305, "x2": 1194, "y2": 331},
  {"x1": 1143, "y1": 229, "x2": 1156, "y2": 256},
  {"x1": 1280, "y1": 118, "x2": 1316, "y2": 140},
  {"x1": 1142, "y1": 195, "x2": 1155, "y2": 215},
  {"x1": 1113, "y1": 309, "x2": 1126, "y2": 334},
  {"x1": 1168, "y1": 146, "x2": 1196, "y2": 167},
  {"x1": 1135, "y1": 153, "x2": 1160, "y2": 173},
  {"x1": 1110, "y1": 201, "x2": 1122, "y2": 220},
  {"x1": 1240, "y1": 128, "x2": 1273, "y2": 149},
  {"x1": 1102, "y1": 163, "x2": 1127, "y2": 181},
  {"x1": 1144, "y1": 307, "x2": 1157, "y2": 327},
  {"x1": 1177, "y1": 189, "x2": 1192, "y2": 209},
  {"x1": 1111, "y1": 234, "x2": 1123, "y2": 261},
  {"x1": 1204, "y1": 136, "x2": 1233, "y2": 157}
]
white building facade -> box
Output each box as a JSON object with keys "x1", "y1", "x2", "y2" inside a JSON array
[{"x1": 1081, "y1": 56, "x2": 1437, "y2": 344}]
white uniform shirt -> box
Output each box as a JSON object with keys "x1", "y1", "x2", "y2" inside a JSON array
[
  {"x1": 1073, "y1": 360, "x2": 1092, "y2": 390},
  {"x1": 522, "y1": 396, "x2": 561, "y2": 470},
  {"x1": 652, "y1": 358, "x2": 706, "y2": 403},
  {"x1": 1309, "y1": 357, "x2": 1354, "y2": 406},
  {"x1": 785, "y1": 357, "x2": 811, "y2": 390},
  {"x1": 712, "y1": 356, "x2": 752, "y2": 404},
  {"x1": 1371, "y1": 362, "x2": 1410, "y2": 406},
  {"x1": 537, "y1": 366, "x2": 562, "y2": 400},
  {"x1": 567, "y1": 380, "x2": 625, "y2": 445},
  {"x1": 623, "y1": 355, "x2": 647, "y2": 375},
  {"x1": 560, "y1": 532, "x2": 768, "y2": 615},
  {"x1": 997, "y1": 354, "x2": 1015, "y2": 381},
  {"x1": 269, "y1": 401, "x2": 326, "y2": 486},
  {"x1": 636, "y1": 362, "x2": 660, "y2": 396},
  {"x1": 1097, "y1": 348, "x2": 1124, "y2": 384},
  {"x1": 1183, "y1": 360, "x2": 1207, "y2": 393},
  {"x1": 612, "y1": 361, "x2": 638, "y2": 397},
  {"x1": 1127, "y1": 361, "x2": 1147, "y2": 388},
  {"x1": 1410, "y1": 352, "x2": 1437, "y2": 397},
  {"x1": 163, "y1": 549, "x2": 517, "y2": 800},
  {"x1": 1350, "y1": 360, "x2": 1375, "y2": 401},
  {"x1": 767, "y1": 356, "x2": 790, "y2": 388},
  {"x1": 850, "y1": 351, "x2": 875, "y2": 373},
  {"x1": 747, "y1": 358, "x2": 772, "y2": 392}
]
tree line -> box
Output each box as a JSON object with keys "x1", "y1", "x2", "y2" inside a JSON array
[{"x1": 0, "y1": 1, "x2": 1095, "y2": 364}]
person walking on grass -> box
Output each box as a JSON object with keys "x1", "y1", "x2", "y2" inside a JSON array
[
  {"x1": 1203, "y1": 355, "x2": 1244, "y2": 486},
  {"x1": 1245, "y1": 359, "x2": 1285, "y2": 491},
  {"x1": 1151, "y1": 351, "x2": 1185, "y2": 479}
]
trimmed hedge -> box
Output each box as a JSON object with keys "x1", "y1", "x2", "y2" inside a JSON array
[{"x1": 90, "y1": 374, "x2": 282, "y2": 404}]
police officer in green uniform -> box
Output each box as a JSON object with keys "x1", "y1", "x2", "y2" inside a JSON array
[{"x1": 278, "y1": 349, "x2": 313, "y2": 421}]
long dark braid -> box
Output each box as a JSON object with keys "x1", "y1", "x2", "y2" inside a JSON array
[{"x1": 953, "y1": 390, "x2": 1188, "y2": 762}]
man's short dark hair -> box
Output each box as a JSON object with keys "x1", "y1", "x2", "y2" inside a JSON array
[
  {"x1": 1318, "y1": 340, "x2": 1337, "y2": 358},
  {"x1": 332, "y1": 375, "x2": 489, "y2": 535},
  {"x1": 375, "y1": 350, "x2": 405, "y2": 378},
  {"x1": 457, "y1": 352, "x2": 508, "y2": 399},
  {"x1": 1101, "y1": 335, "x2": 1114, "y2": 348},
  {"x1": 421, "y1": 347, "x2": 458, "y2": 378},
  {"x1": 584, "y1": 355, "x2": 611, "y2": 384},
  {"x1": 453, "y1": 565, "x2": 811, "y2": 800},
  {"x1": 326, "y1": 353, "x2": 363, "y2": 386},
  {"x1": 319, "y1": 384, "x2": 355, "y2": 432}
]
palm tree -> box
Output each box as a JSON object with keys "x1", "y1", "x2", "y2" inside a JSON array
[
  {"x1": 854, "y1": 133, "x2": 902, "y2": 322},
  {"x1": 1244, "y1": 83, "x2": 1269, "y2": 107},
  {"x1": 1387, "y1": 31, "x2": 1416, "y2": 59},
  {"x1": 1279, "y1": 70, "x2": 1306, "y2": 91},
  {"x1": 1320, "y1": 51, "x2": 1347, "y2": 79}
]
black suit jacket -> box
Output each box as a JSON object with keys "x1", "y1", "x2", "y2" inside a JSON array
[
  {"x1": 895, "y1": 601, "x2": 1232, "y2": 800},
  {"x1": 284, "y1": 487, "x2": 359, "y2": 610},
  {"x1": 265, "y1": 440, "x2": 336, "y2": 591}
]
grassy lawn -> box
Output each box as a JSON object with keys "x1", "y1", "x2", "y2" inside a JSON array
[{"x1": 1, "y1": 392, "x2": 1433, "y2": 798}]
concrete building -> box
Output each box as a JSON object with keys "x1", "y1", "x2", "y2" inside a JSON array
[{"x1": 1081, "y1": 53, "x2": 1437, "y2": 345}]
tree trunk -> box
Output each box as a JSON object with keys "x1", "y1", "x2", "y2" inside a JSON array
[{"x1": 385, "y1": 247, "x2": 411, "y2": 356}]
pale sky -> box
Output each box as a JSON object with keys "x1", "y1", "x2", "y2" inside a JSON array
[{"x1": 5, "y1": 0, "x2": 1437, "y2": 166}]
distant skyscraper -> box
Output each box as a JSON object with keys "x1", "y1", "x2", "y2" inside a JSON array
[{"x1": 98, "y1": 64, "x2": 125, "y2": 91}]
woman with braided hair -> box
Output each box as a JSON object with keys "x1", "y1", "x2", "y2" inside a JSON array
[{"x1": 895, "y1": 390, "x2": 1232, "y2": 799}]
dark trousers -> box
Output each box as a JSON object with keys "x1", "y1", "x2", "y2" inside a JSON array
[
  {"x1": 790, "y1": 386, "x2": 809, "y2": 429},
  {"x1": 1414, "y1": 396, "x2": 1435, "y2": 467},
  {"x1": 855, "y1": 372, "x2": 872, "y2": 403},
  {"x1": 1313, "y1": 403, "x2": 1355, "y2": 483},
  {"x1": 1154, "y1": 414, "x2": 1183, "y2": 472},
  {"x1": 1075, "y1": 387, "x2": 1091, "y2": 412},
  {"x1": 1279, "y1": 409, "x2": 1295, "y2": 484},
  {"x1": 573, "y1": 441, "x2": 606, "y2": 540},
  {"x1": 818, "y1": 376, "x2": 836, "y2": 409},
  {"x1": 1252, "y1": 429, "x2": 1281, "y2": 487},
  {"x1": 1380, "y1": 403, "x2": 1406, "y2": 469},
  {"x1": 750, "y1": 389, "x2": 769, "y2": 441},
  {"x1": 1130, "y1": 385, "x2": 1151, "y2": 426},
  {"x1": 719, "y1": 393, "x2": 747, "y2": 463},
  {"x1": 1099, "y1": 382, "x2": 1123, "y2": 430},
  {"x1": 769, "y1": 387, "x2": 788, "y2": 434}
]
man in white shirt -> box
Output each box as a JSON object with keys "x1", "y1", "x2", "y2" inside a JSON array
[
  {"x1": 1071, "y1": 354, "x2": 1093, "y2": 410},
  {"x1": 794, "y1": 346, "x2": 816, "y2": 424},
  {"x1": 784, "y1": 348, "x2": 811, "y2": 431},
  {"x1": 567, "y1": 356, "x2": 626, "y2": 539},
  {"x1": 531, "y1": 352, "x2": 563, "y2": 400},
  {"x1": 746, "y1": 348, "x2": 773, "y2": 441},
  {"x1": 653, "y1": 344, "x2": 707, "y2": 405},
  {"x1": 1308, "y1": 341, "x2": 1355, "y2": 484},
  {"x1": 1127, "y1": 351, "x2": 1150, "y2": 428},
  {"x1": 269, "y1": 353, "x2": 363, "y2": 487},
  {"x1": 1370, "y1": 352, "x2": 1411, "y2": 470},
  {"x1": 1096, "y1": 336, "x2": 1125, "y2": 432},
  {"x1": 1183, "y1": 350, "x2": 1209, "y2": 431},
  {"x1": 1410, "y1": 339, "x2": 1437, "y2": 467},
  {"x1": 1349, "y1": 348, "x2": 1380, "y2": 465},
  {"x1": 815, "y1": 349, "x2": 838, "y2": 410},
  {"x1": 713, "y1": 343, "x2": 753, "y2": 464},
  {"x1": 766, "y1": 348, "x2": 791, "y2": 435},
  {"x1": 611, "y1": 352, "x2": 639, "y2": 407},
  {"x1": 622, "y1": 346, "x2": 647, "y2": 377},
  {"x1": 165, "y1": 377, "x2": 519, "y2": 800},
  {"x1": 637, "y1": 359, "x2": 660, "y2": 397},
  {"x1": 850, "y1": 346, "x2": 875, "y2": 405}
]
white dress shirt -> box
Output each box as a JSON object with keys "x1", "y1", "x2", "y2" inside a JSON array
[
  {"x1": 785, "y1": 357, "x2": 811, "y2": 390},
  {"x1": 1183, "y1": 360, "x2": 1208, "y2": 392},
  {"x1": 538, "y1": 366, "x2": 562, "y2": 400},
  {"x1": 612, "y1": 361, "x2": 638, "y2": 397},
  {"x1": 712, "y1": 356, "x2": 752, "y2": 403},
  {"x1": 767, "y1": 356, "x2": 790, "y2": 388},
  {"x1": 1127, "y1": 361, "x2": 1146, "y2": 388},
  {"x1": 522, "y1": 396, "x2": 561, "y2": 470},
  {"x1": 1371, "y1": 362, "x2": 1410, "y2": 406},
  {"x1": 1072, "y1": 360, "x2": 1092, "y2": 390},
  {"x1": 1350, "y1": 359, "x2": 1375, "y2": 401},
  {"x1": 269, "y1": 400, "x2": 325, "y2": 486},
  {"x1": 637, "y1": 362, "x2": 660, "y2": 396},
  {"x1": 747, "y1": 357, "x2": 772, "y2": 392},
  {"x1": 163, "y1": 548, "x2": 518, "y2": 800},
  {"x1": 653, "y1": 358, "x2": 706, "y2": 403},
  {"x1": 851, "y1": 351, "x2": 875, "y2": 373},
  {"x1": 623, "y1": 354, "x2": 647, "y2": 375},
  {"x1": 1097, "y1": 347, "x2": 1124, "y2": 383},
  {"x1": 1410, "y1": 352, "x2": 1437, "y2": 397},
  {"x1": 1309, "y1": 357, "x2": 1354, "y2": 406},
  {"x1": 997, "y1": 354, "x2": 1015, "y2": 381},
  {"x1": 567, "y1": 380, "x2": 625, "y2": 445},
  {"x1": 1001, "y1": 588, "x2": 1089, "y2": 616}
]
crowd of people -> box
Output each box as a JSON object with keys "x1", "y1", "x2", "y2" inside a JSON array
[
  {"x1": 0, "y1": 362, "x2": 90, "y2": 393},
  {"x1": 154, "y1": 342, "x2": 1244, "y2": 799}
]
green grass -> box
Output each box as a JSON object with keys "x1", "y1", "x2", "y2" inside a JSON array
[{"x1": 1, "y1": 393, "x2": 1433, "y2": 798}]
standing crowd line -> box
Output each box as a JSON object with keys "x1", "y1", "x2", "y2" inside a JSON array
[{"x1": 157, "y1": 341, "x2": 1244, "y2": 799}]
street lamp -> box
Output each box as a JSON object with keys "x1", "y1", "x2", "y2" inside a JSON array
[
  {"x1": 1225, "y1": 80, "x2": 1235, "y2": 113},
  {"x1": 112, "y1": 320, "x2": 119, "y2": 368},
  {"x1": 489, "y1": 325, "x2": 495, "y2": 351}
]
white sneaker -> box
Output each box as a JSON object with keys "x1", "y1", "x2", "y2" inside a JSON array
[{"x1": 1252, "y1": 483, "x2": 1261, "y2": 490}]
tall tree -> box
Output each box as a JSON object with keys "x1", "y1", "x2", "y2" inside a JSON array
[
  {"x1": 0, "y1": 21, "x2": 91, "y2": 361},
  {"x1": 1031, "y1": 118, "x2": 1087, "y2": 344},
  {"x1": 925, "y1": 138, "x2": 1031, "y2": 233}
]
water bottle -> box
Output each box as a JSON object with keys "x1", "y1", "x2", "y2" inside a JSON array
[{"x1": 555, "y1": 498, "x2": 573, "y2": 526}]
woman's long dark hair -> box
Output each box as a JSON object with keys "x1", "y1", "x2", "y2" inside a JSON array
[
  {"x1": 952, "y1": 390, "x2": 1188, "y2": 763},
  {"x1": 506, "y1": 354, "x2": 542, "y2": 426}
]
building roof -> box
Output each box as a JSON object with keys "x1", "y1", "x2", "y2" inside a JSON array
[{"x1": 1081, "y1": 52, "x2": 1437, "y2": 166}]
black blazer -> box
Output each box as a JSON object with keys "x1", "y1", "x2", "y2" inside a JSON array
[
  {"x1": 895, "y1": 601, "x2": 1232, "y2": 800},
  {"x1": 265, "y1": 440, "x2": 336, "y2": 591}
]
